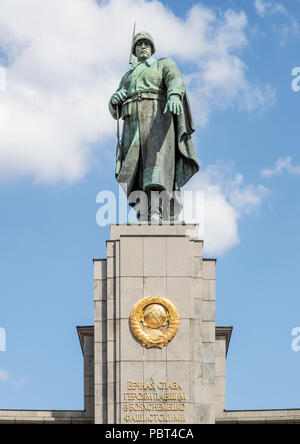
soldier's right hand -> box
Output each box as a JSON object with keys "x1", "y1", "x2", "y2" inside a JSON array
[{"x1": 111, "y1": 88, "x2": 127, "y2": 105}]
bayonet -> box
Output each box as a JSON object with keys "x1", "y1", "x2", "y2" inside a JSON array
[{"x1": 129, "y1": 22, "x2": 136, "y2": 66}]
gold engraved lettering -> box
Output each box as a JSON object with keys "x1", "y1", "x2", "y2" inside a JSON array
[{"x1": 123, "y1": 380, "x2": 187, "y2": 423}]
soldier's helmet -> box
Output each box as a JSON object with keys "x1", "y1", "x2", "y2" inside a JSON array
[{"x1": 132, "y1": 31, "x2": 156, "y2": 56}]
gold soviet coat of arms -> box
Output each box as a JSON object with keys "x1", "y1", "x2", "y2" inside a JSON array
[{"x1": 130, "y1": 295, "x2": 179, "y2": 348}]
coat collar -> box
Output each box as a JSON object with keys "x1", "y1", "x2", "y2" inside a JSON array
[
  {"x1": 145, "y1": 56, "x2": 157, "y2": 67},
  {"x1": 131, "y1": 56, "x2": 156, "y2": 70}
]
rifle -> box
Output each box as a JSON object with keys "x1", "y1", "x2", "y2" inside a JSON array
[
  {"x1": 129, "y1": 22, "x2": 136, "y2": 66},
  {"x1": 116, "y1": 22, "x2": 136, "y2": 166}
]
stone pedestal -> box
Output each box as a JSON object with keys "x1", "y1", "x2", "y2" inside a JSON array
[{"x1": 94, "y1": 224, "x2": 216, "y2": 424}]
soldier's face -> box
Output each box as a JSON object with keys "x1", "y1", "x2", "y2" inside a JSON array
[{"x1": 135, "y1": 39, "x2": 152, "y2": 61}]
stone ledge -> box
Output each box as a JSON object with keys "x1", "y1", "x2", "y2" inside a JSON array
[
  {"x1": 216, "y1": 409, "x2": 300, "y2": 424},
  {"x1": 110, "y1": 224, "x2": 200, "y2": 240},
  {"x1": 0, "y1": 410, "x2": 93, "y2": 424}
]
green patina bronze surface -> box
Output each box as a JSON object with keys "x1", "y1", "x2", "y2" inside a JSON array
[{"x1": 109, "y1": 32, "x2": 199, "y2": 220}]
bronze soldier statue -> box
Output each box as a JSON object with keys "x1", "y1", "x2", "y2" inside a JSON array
[{"x1": 109, "y1": 31, "x2": 199, "y2": 222}]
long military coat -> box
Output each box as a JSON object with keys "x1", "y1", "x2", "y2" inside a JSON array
[{"x1": 109, "y1": 56, "x2": 199, "y2": 198}]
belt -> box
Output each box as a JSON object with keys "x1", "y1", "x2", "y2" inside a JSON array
[{"x1": 123, "y1": 91, "x2": 166, "y2": 106}]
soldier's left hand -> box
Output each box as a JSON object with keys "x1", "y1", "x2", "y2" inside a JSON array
[{"x1": 163, "y1": 95, "x2": 183, "y2": 116}]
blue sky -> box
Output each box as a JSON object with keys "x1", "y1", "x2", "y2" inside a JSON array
[{"x1": 0, "y1": 0, "x2": 300, "y2": 412}]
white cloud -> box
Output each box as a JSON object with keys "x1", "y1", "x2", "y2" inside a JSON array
[
  {"x1": 0, "y1": 369, "x2": 10, "y2": 382},
  {"x1": 0, "y1": 368, "x2": 26, "y2": 389},
  {"x1": 254, "y1": 0, "x2": 299, "y2": 45},
  {"x1": 261, "y1": 156, "x2": 300, "y2": 178},
  {"x1": 183, "y1": 162, "x2": 268, "y2": 256},
  {"x1": 255, "y1": 0, "x2": 269, "y2": 17},
  {"x1": 0, "y1": 0, "x2": 275, "y2": 184},
  {"x1": 254, "y1": 0, "x2": 288, "y2": 18}
]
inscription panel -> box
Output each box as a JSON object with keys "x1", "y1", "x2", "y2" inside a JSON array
[{"x1": 123, "y1": 380, "x2": 187, "y2": 423}]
